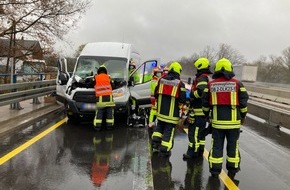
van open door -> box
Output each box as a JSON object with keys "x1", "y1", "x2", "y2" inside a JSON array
[
  {"x1": 56, "y1": 57, "x2": 70, "y2": 103},
  {"x1": 128, "y1": 60, "x2": 158, "y2": 109}
]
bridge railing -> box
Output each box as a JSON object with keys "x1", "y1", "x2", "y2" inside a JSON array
[{"x1": 0, "y1": 80, "x2": 56, "y2": 108}]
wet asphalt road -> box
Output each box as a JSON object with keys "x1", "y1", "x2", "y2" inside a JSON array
[{"x1": 0, "y1": 113, "x2": 290, "y2": 190}]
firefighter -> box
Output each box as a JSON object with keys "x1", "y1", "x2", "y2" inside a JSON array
[
  {"x1": 151, "y1": 61, "x2": 187, "y2": 157},
  {"x1": 183, "y1": 58, "x2": 212, "y2": 159},
  {"x1": 148, "y1": 66, "x2": 163, "y2": 128},
  {"x1": 93, "y1": 65, "x2": 115, "y2": 131},
  {"x1": 202, "y1": 58, "x2": 249, "y2": 178},
  {"x1": 128, "y1": 59, "x2": 140, "y2": 83},
  {"x1": 128, "y1": 59, "x2": 140, "y2": 115},
  {"x1": 162, "y1": 65, "x2": 169, "y2": 77}
]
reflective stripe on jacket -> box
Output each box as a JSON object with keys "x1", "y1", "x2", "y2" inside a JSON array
[
  {"x1": 155, "y1": 72, "x2": 186, "y2": 124},
  {"x1": 150, "y1": 76, "x2": 159, "y2": 96},
  {"x1": 157, "y1": 78, "x2": 180, "y2": 98},
  {"x1": 190, "y1": 73, "x2": 209, "y2": 116},
  {"x1": 208, "y1": 77, "x2": 239, "y2": 106},
  {"x1": 202, "y1": 76, "x2": 249, "y2": 129}
]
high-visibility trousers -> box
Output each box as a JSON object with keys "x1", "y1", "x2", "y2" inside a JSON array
[
  {"x1": 208, "y1": 128, "x2": 241, "y2": 174},
  {"x1": 151, "y1": 120, "x2": 175, "y2": 154},
  {"x1": 94, "y1": 107, "x2": 114, "y2": 129},
  {"x1": 186, "y1": 116, "x2": 206, "y2": 157}
]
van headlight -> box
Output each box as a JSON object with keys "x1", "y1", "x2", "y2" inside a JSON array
[{"x1": 113, "y1": 87, "x2": 125, "y2": 97}]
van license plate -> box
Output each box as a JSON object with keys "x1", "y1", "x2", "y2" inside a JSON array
[{"x1": 81, "y1": 103, "x2": 95, "y2": 111}]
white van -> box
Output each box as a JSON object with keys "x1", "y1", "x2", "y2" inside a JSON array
[{"x1": 56, "y1": 42, "x2": 158, "y2": 122}]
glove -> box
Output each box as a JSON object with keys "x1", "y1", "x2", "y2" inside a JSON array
[
  {"x1": 241, "y1": 118, "x2": 245, "y2": 125},
  {"x1": 199, "y1": 123, "x2": 212, "y2": 139},
  {"x1": 205, "y1": 116, "x2": 210, "y2": 123},
  {"x1": 148, "y1": 122, "x2": 155, "y2": 128}
]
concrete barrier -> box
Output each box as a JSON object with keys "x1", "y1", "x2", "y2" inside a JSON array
[{"x1": 248, "y1": 100, "x2": 290, "y2": 130}]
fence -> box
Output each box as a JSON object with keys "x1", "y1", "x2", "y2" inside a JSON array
[{"x1": 0, "y1": 79, "x2": 56, "y2": 108}]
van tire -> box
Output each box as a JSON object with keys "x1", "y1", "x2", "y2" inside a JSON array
[
  {"x1": 126, "y1": 102, "x2": 131, "y2": 127},
  {"x1": 125, "y1": 101, "x2": 131, "y2": 117},
  {"x1": 67, "y1": 114, "x2": 80, "y2": 124}
]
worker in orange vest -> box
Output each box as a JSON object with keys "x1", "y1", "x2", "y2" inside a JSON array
[{"x1": 93, "y1": 65, "x2": 115, "y2": 131}]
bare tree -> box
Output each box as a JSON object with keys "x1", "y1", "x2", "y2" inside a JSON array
[
  {"x1": 0, "y1": 0, "x2": 91, "y2": 79},
  {"x1": 74, "y1": 44, "x2": 86, "y2": 58},
  {"x1": 281, "y1": 47, "x2": 290, "y2": 82},
  {"x1": 255, "y1": 55, "x2": 288, "y2": 83},
  {"x1": 1, "y1": 0, "x2": 91, "y2": 51},
  {"x1": 265, "y1": 55, "x2": 288, "y2": 83},
  {"x1": 199, "y1": 45, "x2": 217, "y2": 65},
  {"x1": 216, "y1": 43, "x2": 246, "y2": 65},
  {"x1": 280, "y1": 47, "x2": 290, "y2": 69},
  {"x1": 253, "y1": 56, "x2": 267, "y2": 82}
]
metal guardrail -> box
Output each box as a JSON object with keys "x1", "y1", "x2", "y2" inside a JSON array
[{"x1": 0, "y1": 80, "x2": 56, "y2": 107}]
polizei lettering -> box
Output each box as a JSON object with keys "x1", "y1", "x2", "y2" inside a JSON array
[{"x1": 210, "y1": 82, "x2": 236, "y2": 92}]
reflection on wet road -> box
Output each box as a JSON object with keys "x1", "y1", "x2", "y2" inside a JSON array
[
  {"x1": 0, "y1": 114, "x2": 290, "y2": 190},
  {"x1": 0, "y1": 115, "x2": 153, "y2": 190}
]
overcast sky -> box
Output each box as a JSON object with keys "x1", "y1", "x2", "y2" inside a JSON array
[{"x1": 59, "y1": 0, "x2": 290, "y2": 64}]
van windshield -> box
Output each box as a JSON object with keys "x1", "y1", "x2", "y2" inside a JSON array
[{"x1": 75, "y1": 56, "x2": 127, "y2": 79}]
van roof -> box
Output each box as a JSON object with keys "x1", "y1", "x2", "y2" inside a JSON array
[{"x1": 80, "y1": 42, "x2": 139, "y2": 58}]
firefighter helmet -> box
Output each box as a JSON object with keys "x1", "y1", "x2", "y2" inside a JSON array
[
  {"x1": 169, "y1": 62, "x2": 182, "y2": 75},
  {"x1": 152, "y1": 66, "x2": 163, "y2": 78},
  {"x1": 194, "y1": 58, "x2": 210, "y2": 70},
  {"x1": 97, "y1": 65, "x2": 107, "y2": 74},
  {"x1": 162, "y1": 66, "x2": 169, "y2": 75},
  {"x1": 214, "y1": 58, "x2": 233, "y2": 72},
  {"x1": 129, "y1": 59, "x2": 136, "y2": 70}
]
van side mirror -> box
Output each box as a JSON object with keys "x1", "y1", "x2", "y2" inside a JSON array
[{"x1": 58, "y1": 72, "x2": 69, "y2": 85}]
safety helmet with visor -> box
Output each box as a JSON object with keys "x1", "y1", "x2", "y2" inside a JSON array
[
  {"x1": 194, "y1": 58, "x2": 210, "y2": 70},
  {"x1": 214, "y1": 58, "x2": 233, "y2": 72},
  {"x1": 168, "y1": 61, "x2": 182, "y2": 75},
  {"x1": 97, "y1": 65, "x2": 107, "y2": 74}
]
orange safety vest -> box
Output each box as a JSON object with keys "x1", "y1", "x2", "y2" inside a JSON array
[
  {"x1": 209, "y1": 77, "x2": 239, "y2": 106},
  {"x1": 157, "y1": 78, "x2": 180, "y2": 98},
  {"x1": 94, "y1": 73, "x2": 112, "y2": 97}
]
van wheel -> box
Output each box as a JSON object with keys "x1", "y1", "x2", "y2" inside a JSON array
[
  {"x1": 126, "y1": 102, "x2": 131, "y2": 127},
  {"x1": 126, "y1": 102, "x2": 131, "y2": 118},
  {"x1": 67, "y1": 114, "x2": 80, "y2": 124}
]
